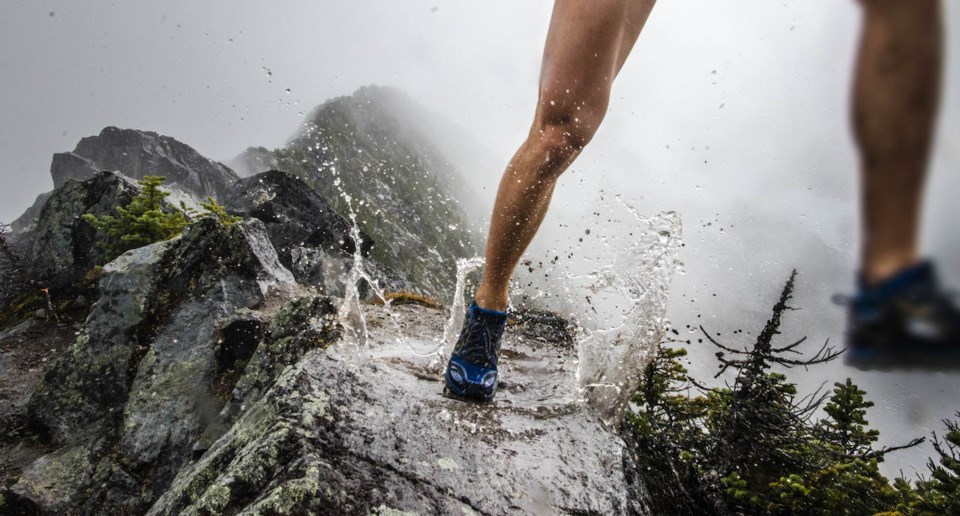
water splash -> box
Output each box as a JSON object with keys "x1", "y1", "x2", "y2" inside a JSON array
[
  {"x1": 509, "y1": 194, "x2": 682, "y2": 426},
  {"x1": 574, "y1": 209, "x2": 681, "y2": 426},
  {"x1": 333, "y1": 210, "x2": 378, "y2": 362},
  {"x1": 439, "y1": 257, "x2": 485, "y2": 359},
  {"x1": 324, "y1": 164, "x2": 388, "y2": 362}
]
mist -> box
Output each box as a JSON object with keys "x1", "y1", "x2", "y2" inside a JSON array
[{"x1": 2, "y1": 0, "x2": 959, "y2": 479}]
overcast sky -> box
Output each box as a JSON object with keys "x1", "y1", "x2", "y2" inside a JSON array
[{"x1": 2, "y1": 0, "x2": 959, "y2": 478}]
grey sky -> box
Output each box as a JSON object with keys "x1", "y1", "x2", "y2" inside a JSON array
[{"x1": 2, "y1": 0, "x2": 959, "y2": 478}]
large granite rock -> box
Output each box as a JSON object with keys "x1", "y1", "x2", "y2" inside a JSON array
[
  {"x1": 223, "y1": 170, "x2": 369, "y2": 269},
  {"x1": 14, "y1": 218, "x2": 309, "y2": 514},
  {"x1": 223, "y1": 170, "x2": 416, "y2": 297},
  {"x1": 51, "y1": 126, "x2": 238, "y2": 199},
  {"x1": 149, "y1": 303, "x2": 650, "y2": 515},
  {"x1": 27, "y1": 171, "x2": 138, "y2": 285},
  {"x1": 6, "y1": 245, "x2": 653, "y2": 514}
]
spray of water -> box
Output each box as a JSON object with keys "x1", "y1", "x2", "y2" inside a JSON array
[
  {"x1": 324, "y1": 149, "x2": 680, "y2": 427},
  {"x1": 333, "y1": 210, "x2": 377, "y2": 362},
  {"x1": 575, "y1": 210, "x2": 681, "y2": 425},
  {"x1": 439, "y1": 257, "x2": 486, "y2": 358},
  {"x1": 509, "y1": 193, "x2": 682, "y2": 425}
]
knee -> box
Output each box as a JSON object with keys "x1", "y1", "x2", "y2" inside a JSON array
[{"x1": 528, "y1": 92, "x2": 608, "y2": 177}]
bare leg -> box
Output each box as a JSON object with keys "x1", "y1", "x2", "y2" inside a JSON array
[
  {"x1": 853, "y1": 0, "x2": 942, "y2": 285},
  {"x1": 475, "y1": 0, "x2": 656, "y2": 311}
]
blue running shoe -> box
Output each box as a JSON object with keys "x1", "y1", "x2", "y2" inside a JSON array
[
  {"x1": 840, "y1": 261, "x2": 960, "y2": 369},
  {"x1": 445, "y1": 301, "x2": 508, "y2": 402}
]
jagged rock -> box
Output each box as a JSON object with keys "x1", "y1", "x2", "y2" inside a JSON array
[
  {"x1": 271, "y1": 85, "x2": 480, "y2": 298},
  {"x1": 149, "y1": 303, "x2": 649, "y2": 515},
  {"x1": 6, "y1": 225, "x2": 654, "y2": 515},
  {"x1": 51, "y1": 126, "x2": 238, "y2": 199},
  {"x1": 15, "y1": 218, "x2": 303, "y2": 514},
  {"x1": 9, "y1": 436, "x2": 105, "y2": 513},
  {"x1": 49, "y1": 152, "x2": 99, "y2": 189},
  {"x1": 221, "y1": 295, "x2": 339, "y2": 423},
  {"x1": 223, "y1": 170, "x2": 372, "y2": 281},
  {"x1": 287, "y1": 246, "x2": 352, "y2": 292},
  {"x1": 220, "y1": 170, "x2": 419, "y2": 298},
  {"x1": 27, "y1": 171, "x2": 138, "y2": 286}
]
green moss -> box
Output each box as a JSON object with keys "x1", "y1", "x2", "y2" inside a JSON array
[
  {"x1": 0, "y1": 291, "x2": 43, "y2": 330},
  {"x1": 248, "y1": 475, "x2": 323, "y2": 515}
]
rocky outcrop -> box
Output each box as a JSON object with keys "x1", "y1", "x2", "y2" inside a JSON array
[
  {"x1": 13, "y1": 218, "x2": 310, "y2": 514},
  {"x1": 26, "y1": 171, "x2": 138, "y2": 286},
  {"x1": 0, "y1": 87, "x2": 661, "y2": 514},
  {"x1": 223, "y1": 169, "x2": 419, "y2": 297},
  {"x1": 5, "y1": 217, "x2": 653, "y2": 514},
  {"x1": 51, "y1": 126, "x2": 238, "y2": 199},
  {"x1": 223, "y1": 170, "x2": 369, "y2": 281},
  {"x1": 149, "y1": 304, "x2": 649, "y2": 515}
]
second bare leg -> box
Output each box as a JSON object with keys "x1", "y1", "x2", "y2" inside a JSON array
[{"x1": 853, "y1": 0, "x2": 942, "y2": 284}]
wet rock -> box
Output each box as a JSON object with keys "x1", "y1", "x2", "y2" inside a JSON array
[
  {"x1": 27, "y1": 171, "x2": 138, "y2": 286},
  {"x1": 17, "y1": 218, "x2": 300, "y2": 514},
  {"x1": 149, "y1": 304, "x2": 649, "y2": 515},
  {"x1": 288, "y1": 246, "x2": 352, "y2": 294},
  {"x1": 223, "y1": 295, "x2": 340, "y2": 422},
  {"x1": 10, "y1": 437, "x2": 104, "y2": 513},
  {"x1": 51, "y1": 126, "x2": 238, "y2": 199},
  {"x1": 28, "y1": 239, "x2": 173, "y2": 445},
  {"x1": 223, "y1": 170, "x2": 372, "y2": 286},
  {"x1": 288, "y1": 246, "x2": 414, "y2": 298}
]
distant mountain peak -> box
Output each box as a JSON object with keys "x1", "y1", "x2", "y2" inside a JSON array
[{"x1": 51, "y1": 126, "x2": 238, "y2": 200}]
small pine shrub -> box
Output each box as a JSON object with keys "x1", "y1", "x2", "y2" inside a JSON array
[{"x1": 82, "y1": 175, "x2": 187, "y2": 261}]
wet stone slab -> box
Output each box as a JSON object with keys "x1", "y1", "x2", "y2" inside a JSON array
[
  {"x1": 364, "y1": 303, "x2": 581, "y2": 409},
  {"x1": 150, "y1": 302, "x2": 648, "y2": 515}
]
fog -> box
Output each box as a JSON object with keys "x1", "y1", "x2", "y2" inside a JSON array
[{"x1": 2, "y1": 0, "x2": 959, "y2": 479}]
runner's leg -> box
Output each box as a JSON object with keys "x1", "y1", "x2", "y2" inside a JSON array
[
  {"x1": 475, "y1": 0, "x2": 656, "y2": 311},
  {"x1": 853, "y1": 0, "x2": 942, "y2": 285}
]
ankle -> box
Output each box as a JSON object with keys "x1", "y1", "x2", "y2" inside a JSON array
[
  {"x1": 862, "y1": 255, "x2": 922, "y2": 286},
  {"x1": 474, "y1": 288, "x2": 509, "y2": 312},
  {"x1": 857, "y1": 260, "x2": 934, "y2": 301}
]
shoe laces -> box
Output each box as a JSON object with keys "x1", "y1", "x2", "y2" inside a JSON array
[{"x1": 456, "y1": 316, "x2": 504, "y2": 367}]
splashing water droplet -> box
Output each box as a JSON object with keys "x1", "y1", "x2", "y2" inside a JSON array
[{"x1": 439, "y1": 257, "x2": 486, "y2": 359}]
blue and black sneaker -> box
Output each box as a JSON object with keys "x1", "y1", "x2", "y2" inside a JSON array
[
  {"x1": 839, "y1": 261, "x2": 960, "y2": 369},
  {"x1": 444, "y1": 302, "x2": 509, "y2": 402}
]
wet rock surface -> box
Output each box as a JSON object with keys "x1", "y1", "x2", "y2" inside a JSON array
[
  {"x1": 223, "y1": 170, "x2": 371, "y2": 288},
  {"x1": 26, "y1": 171, "x2": 138, "y2": 286},
  {"x1": 0, "y1": 321, "x2": 72, "y2": 491},
  {"x1": 0, "y1": 93, "x2": 661, "y2": 514},
  {"x1": 150, "y1": 303, "x2": 648, "y2": 515},
  {"x1": 10, "y1": 218, "x2": 306, "y2": 514}
]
